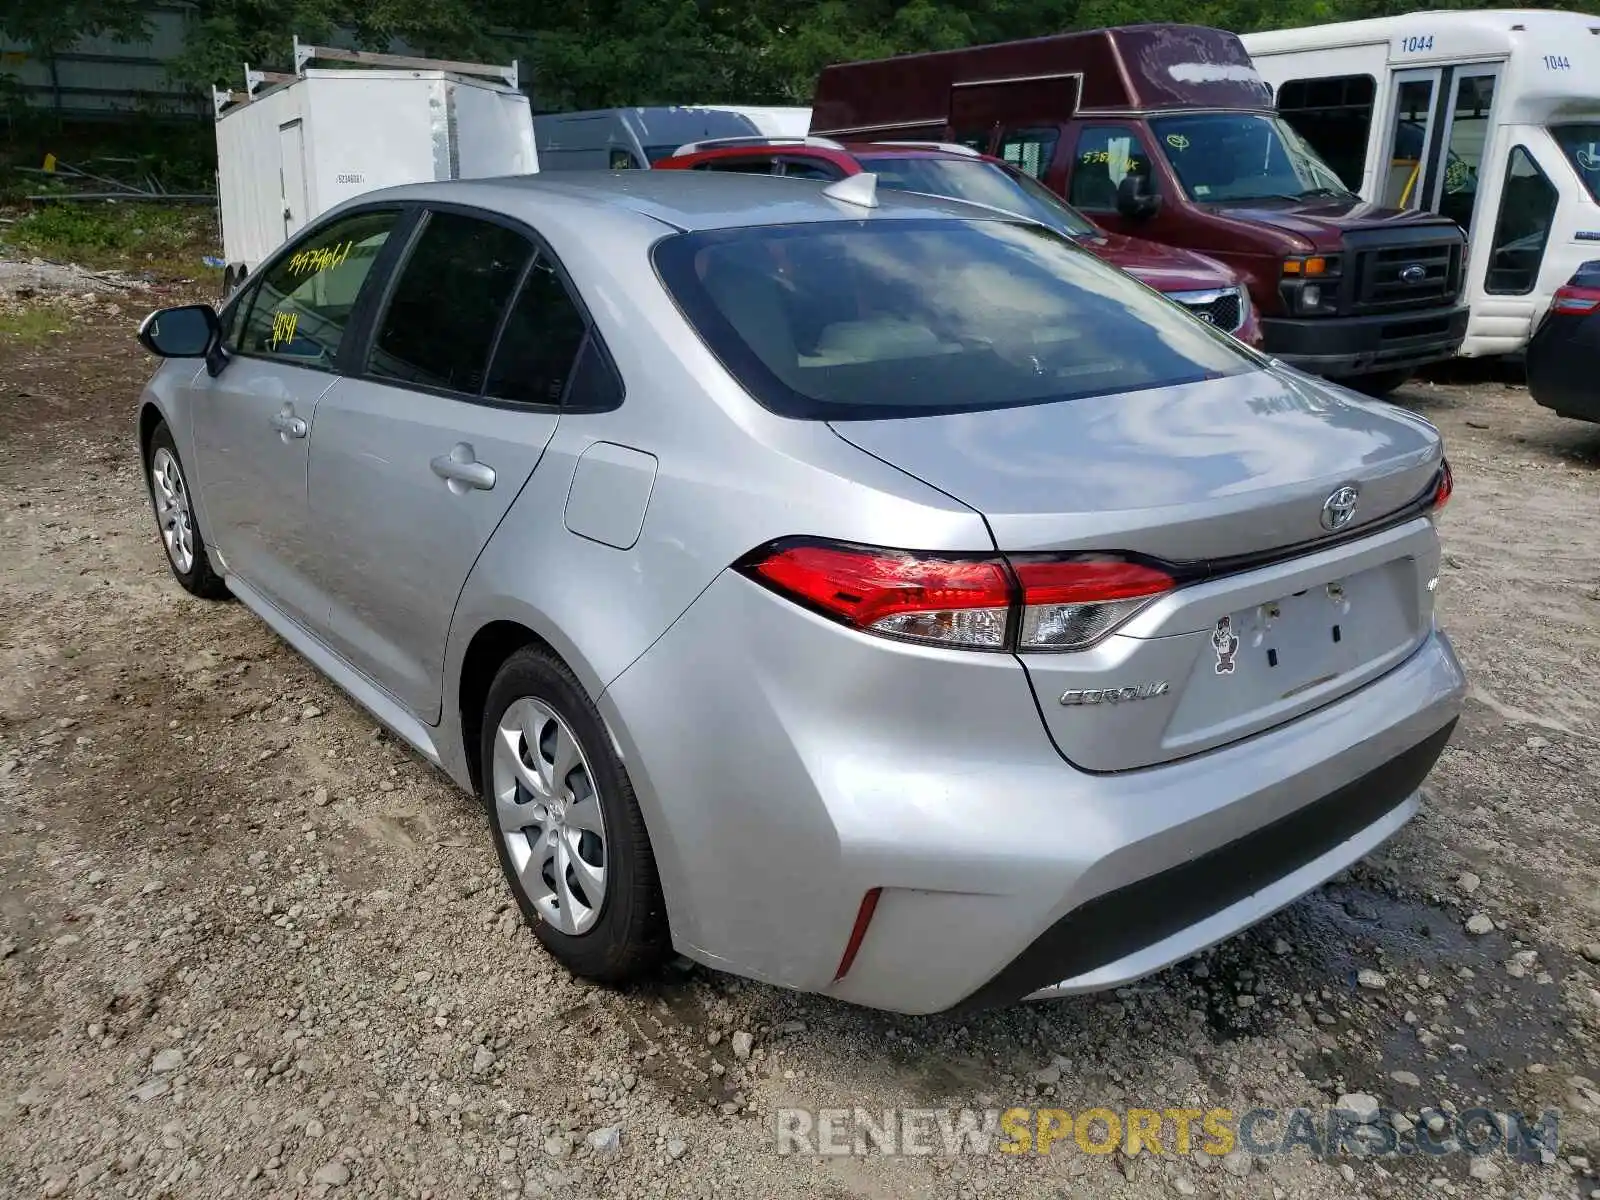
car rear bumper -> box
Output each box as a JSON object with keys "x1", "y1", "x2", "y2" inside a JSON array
[
  {"x1": 601, "y1": 571, "x2": 1465, "y2": 1015},
  {"x1": 1262, "y1": 305, "x2": 1469, "y2": 377}
]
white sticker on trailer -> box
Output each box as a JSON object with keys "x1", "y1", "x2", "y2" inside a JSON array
[{"x1": 336, "y1": 173, "x2": 366, "y2": 184}]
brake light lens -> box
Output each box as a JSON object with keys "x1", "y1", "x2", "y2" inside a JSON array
[
  {"x1": 1010, "y1": 556, "x2": 1175, "y2": 650},
  {"x1": 1551, "y1": 283, "x2": 1600, "y2": 314},
  {"x1": 743, "y1": 542, "x2": 1012, "y2": 649},
  {"x1": 739, "y1": 540, "x2": 1174, "y2": 652},
  {"x1": 1432, "y1": 458, "x2": 1453, "y2": 513}
]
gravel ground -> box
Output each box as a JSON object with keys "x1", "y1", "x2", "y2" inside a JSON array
[{"x1": 1, "y1": 296, "x2": 1597, "y2": 1200}]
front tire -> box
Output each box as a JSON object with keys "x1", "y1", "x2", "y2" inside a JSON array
[
  {"x1": 480, "y1": 647, "x2": 669, "y2": 984},
  {"x1": 144, "y1": 422, "x2": 229, "y2": 599}
]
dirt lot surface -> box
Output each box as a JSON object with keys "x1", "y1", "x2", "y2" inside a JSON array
[{"x1": 1, "y1": 292, "x2": 1597, "y2": 1200}]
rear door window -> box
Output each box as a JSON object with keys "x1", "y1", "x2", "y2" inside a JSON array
[
  {"x1": 484, "y1": 256, "x2": 601, "y2": 407},
  {"x1": 653, "y1": 218, "x2": 1252, "y2": 421},
  {"x1": 367, "y1": 211, "x2": 533, "y2": 394},
  {"x1": 998, "y1": 127, "x2": 1060, "y2": 181}
]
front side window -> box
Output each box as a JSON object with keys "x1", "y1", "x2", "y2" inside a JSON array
[
  {"x1": 1552, "y1": 123, "x2": 1600, "y2": 204},
  {"x1": 854, "y1": 155, "x2": 1098, "y2": 238},
  {"x1": 1068, "y1": 126, "x2": 1153, "y2": 211},
  {"x1": 237, "y1": 210, "x2": 397, "y2": 367},
  {"x1": 368, "y1": 212, "x2": 532, "y2": 394},
  {"x1": 998, "y1": 126, "x2": 1060, "y2": 181},
  {"x1": 1151, "y1": 113, "x2": 1354, "y2": 204},
  {"x1": 652, "y1": 218, "x2": 1254, "y2": 421},
  {"x1": 1486, "y1": 146, "x2": 1558, "y2": 296}
]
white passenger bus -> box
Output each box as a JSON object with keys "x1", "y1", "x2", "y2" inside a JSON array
[{"x1": 1244, "y1": 10, "x2": 1600, "y2": 357}]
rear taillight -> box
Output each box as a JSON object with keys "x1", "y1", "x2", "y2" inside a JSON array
[
  {"x1": 743, "y1": 542, "x2": 1012, "y2": 649},
  {"x1": 1432, "y1": 458, "x2": 1453, "y2": 513},
  {"x1": 1009, "y1": 556, "x2": 1175, "y2": 650},
  {"x1": 738, "y1": 540, "x2": 1172, "y2": 652},
  {"x1": 1551, "y1": 283, "x2": 1600, "y2": 315}
]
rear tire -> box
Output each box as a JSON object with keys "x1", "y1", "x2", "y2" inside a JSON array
[
  {"x1": 143, "y1": 422, "x2": 229, "y2": 600},
  {"x1": 1349, "y1": 368, "x2": 1414, "y2": 397},
  {"x1": 480, "y1": 646, "x2": 669, "y2": 984}
]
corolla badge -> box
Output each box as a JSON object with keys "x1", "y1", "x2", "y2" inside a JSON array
[
  {"x1": 1059, "y1": 682, "x2": 1170, "y2": 706},
  {"x1": 1320, "y1": 484, "x2": 1360, "y2": 532},
  {"x1": 1399, "y1": 264, "x2": 1428, "y2": 283}
]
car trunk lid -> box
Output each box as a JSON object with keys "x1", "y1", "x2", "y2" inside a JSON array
[{"x1": 828, "y1": 365, "x2": 1446, "y2": 771}]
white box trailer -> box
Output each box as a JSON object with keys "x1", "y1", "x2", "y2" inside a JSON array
[{"x1": 213, "y1": 39, "x2": 536, "y2": 287}]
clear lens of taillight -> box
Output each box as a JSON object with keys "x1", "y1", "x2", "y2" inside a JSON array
[
  {"x1": 742, "y1": 541, "x2": 1012, "y2": 650},
  {"x1": 1009, "y1": 556, "x2": 1176, "y2": 650}
]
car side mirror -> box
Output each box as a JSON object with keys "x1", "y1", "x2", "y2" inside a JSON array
[
  {"x1": 138, "y1": 305, "x2": 221, "y2": 358},
  {"x1": 1116, "y1": 173, "x2": 1161, "y2": 220}
]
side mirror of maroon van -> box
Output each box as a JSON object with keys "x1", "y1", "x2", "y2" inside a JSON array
[{"x1": 1116, "y1": 173, "x2": 1162, "y2": 221}]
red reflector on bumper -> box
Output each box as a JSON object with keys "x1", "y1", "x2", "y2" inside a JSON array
[{"x1": 833, "y1": 887, "x2": 882, "y2": 982}]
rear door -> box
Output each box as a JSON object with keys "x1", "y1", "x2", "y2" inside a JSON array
[{"x1": 305, "y1": 207, "x2": 593, "y2": 721}]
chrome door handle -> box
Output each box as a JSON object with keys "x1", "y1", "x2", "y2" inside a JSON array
[
  {"x1": 269, "y1": 407, "x2": 308, "y2": 439},
  {"x1": 430, "y1": 445, "x2": 496, "y2": 492}
]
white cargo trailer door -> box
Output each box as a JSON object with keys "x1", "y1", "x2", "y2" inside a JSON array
[{"x1": 279, "y1": 119, "x2": 310, "y2": 240}]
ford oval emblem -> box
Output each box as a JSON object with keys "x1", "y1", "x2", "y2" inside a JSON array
[
  {"x1": 1399, "y1": 264, "x2": 1427, "y2": 283},
  {"x1": 1320, "y1": 485, "x2": 1360, "y2": 532}
]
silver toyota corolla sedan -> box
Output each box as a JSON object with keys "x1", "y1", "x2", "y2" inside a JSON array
[{"x1": 134, "y1": 171, "x2": 1465, "y2": 1014}]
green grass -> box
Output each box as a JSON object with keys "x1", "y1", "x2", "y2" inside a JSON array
[
  {"x1": 0, "y1": 303, "x2": 76, "y2": 345},
  {"x1": 1, "y1": 201, "x2": 221, "y2": 279}
]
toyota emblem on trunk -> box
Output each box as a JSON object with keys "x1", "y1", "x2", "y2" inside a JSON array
[
  {"x1": 1320, "y1": 485, "x2": 1360, "y2": 531},
  {"x1": 1399, "y1": 264, "x2": 1427, "y2": 283}
]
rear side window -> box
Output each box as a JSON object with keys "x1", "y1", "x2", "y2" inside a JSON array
[
  {"x1": 998, "y1": 127, "x2": 1060, "y2": 181},
  {"x1": 653, "y1": 218, "x2": 1252, "y2": 421},
  {"x1": 238, "y1": 210, "x2": 397, "y2": 367},
  {"x1": 692, "y1": 157, "x2": 778, "y2": 175},
  {"x1": 485, "y1": 257, "x2": 592, "y2": 406},
  {"x1": 368, "y1": 212, "x2": 532, "y2": 393}
]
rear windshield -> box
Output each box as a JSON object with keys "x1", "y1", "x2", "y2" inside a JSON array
[
  {"x1": 1552, "y1": 124, "x2": 1600, "y2": 204},
  {"x1": 652, "y1": 218, "x2": 1254, "y2": 420},
  {"x1": 854, "y1": 156, "x2": 1099, "y2": 238}
]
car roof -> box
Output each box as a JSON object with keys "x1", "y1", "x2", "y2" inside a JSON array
[{"x1": 346, "y1": 169, "x2": 1015, "y2": 233}]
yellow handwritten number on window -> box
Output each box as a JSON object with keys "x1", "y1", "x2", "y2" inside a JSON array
[
  {"x1": 270, "y1": 310, "x2": 298, "y2": 350},
  {"x1": 1166, "y1": 134, "x2": 1190, "y2": 151}
]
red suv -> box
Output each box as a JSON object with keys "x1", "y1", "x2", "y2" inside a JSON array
[{"x1": 655, "y1": 137, "x2": 1262, "y2": 346}]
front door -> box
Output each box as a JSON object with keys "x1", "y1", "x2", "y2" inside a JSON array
[
  {"x1": 279, "y1": 119, "x2": 309, "y2": 239},
  {"x1": 1427, "y1": 67, "x2": 1501, "y2": 239},
  {"x1": 1379, "y1": 68, "x2": 1444, "y2": 210},
  {"x1": 190, "y1": 208, "x2": 401, "y2": 625},
  {"x1": 307, "y1": 209, "x2": 591, "y2": 721}
]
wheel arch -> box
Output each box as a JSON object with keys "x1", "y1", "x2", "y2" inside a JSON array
[{"x1": 137, "y1": 401, "x2": 167, "y2": 464}]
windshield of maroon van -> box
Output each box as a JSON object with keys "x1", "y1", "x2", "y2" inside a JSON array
[
  {"x1": 854, "y1": 156, "x2": 1099, "y2": 238},
  {"x1": 1552, "y1": 124, "x2": 1600, "y2": 204},
  {"x1": 652, "y1": 218, "x2": 1254, "y2": 420},
  {"x1": 1151, "y1": 113, "x2": 1355, "y2": 204}
]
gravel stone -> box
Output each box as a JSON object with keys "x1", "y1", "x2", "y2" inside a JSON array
[{"x1": 1465, "y1": 913, "x2": 1495, "y2": 935}]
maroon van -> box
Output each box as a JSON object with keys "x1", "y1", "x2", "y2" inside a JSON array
[
  {"x1": 810, "y1": 24, "x2": 1470, "y2": 392},
  {"x1": 656, "y1": 139, "x2": 1263, "y2": 344}
]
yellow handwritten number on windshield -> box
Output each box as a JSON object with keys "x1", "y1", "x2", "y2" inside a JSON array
[{"x1": 1166, "y1": 134, "x2": 1190, "y2": 151}]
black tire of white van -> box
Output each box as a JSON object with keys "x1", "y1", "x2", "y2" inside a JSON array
[
  {"x1": 479, "y1": 646, "x2": 671, "y2": 985},
  {"x1": 143, "y1": 421, "x2": 231, "y2": 600},
  {"x1": 1348, "y1": 369, "x2": 1415, "y2": 398}
]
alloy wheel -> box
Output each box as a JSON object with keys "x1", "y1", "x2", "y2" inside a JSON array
[
  {"x1": 491, "y1": 697, "x2": 609, "y2": 935},
  {"x1": 150, "y1": 447, "x2": 196, "y2": 574}
]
